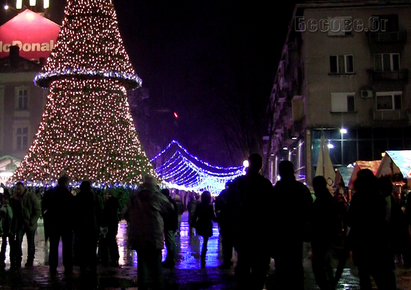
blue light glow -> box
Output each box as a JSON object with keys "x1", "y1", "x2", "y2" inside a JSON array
[{"x1": 152, "y1": 140, "x2": 245, "y2": 195}]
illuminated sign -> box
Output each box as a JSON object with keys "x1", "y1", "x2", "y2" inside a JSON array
[{"x1": 0, "y1": 9, "x2": 60, "y2": 60}]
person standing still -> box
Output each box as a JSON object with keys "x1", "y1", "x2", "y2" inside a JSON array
[
  {"x1": 272, "y1": 160, "x2": 313, "y2": 290},
  {"x1": 99, "y1": 190, "x2": 120, "y2": 267},
  {"x1": 10, "y1": 182, "x2": 41, "y2": 268},
  {"x1": 123, "y1": 175, "x2": 174, "y2": 290},
  {"x1": 0, "y1": 188, "x2": 13, "y2": 269},
  {"x1": 74, "y1": 181, "x2": 102, "y2": 274},
  {"x1": 226, "y1": 153, "x2": 273, "y2": 290},
  {"x1": 48, "y1": 176, "x2": 75, "y2": 275}
]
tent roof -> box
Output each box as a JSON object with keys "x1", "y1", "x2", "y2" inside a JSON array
[
  {"x1": 377, "y1": 150, "x2": 411, "y2": 179},
  {"x1": 335, "y1": 166, "x2": 354, "y2": 187},
  {"x1": 348, "y1": 160, "x2": 381, "y2": 188}
]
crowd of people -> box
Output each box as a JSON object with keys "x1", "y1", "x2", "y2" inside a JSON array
[
  {"x1": 0, "y1": 154, "x2": 409, "y2": 290},
  {"x1": 0, "y1": 176, "x2": 121, "y2": 275}
]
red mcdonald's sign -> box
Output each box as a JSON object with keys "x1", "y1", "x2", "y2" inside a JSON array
[{"x1": 0, "y1": 9, "x2": 60, "y2": 60}]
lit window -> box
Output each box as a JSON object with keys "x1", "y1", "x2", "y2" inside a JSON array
[
  {"x1": 330, "y1": 55, "x2": 354, "y2": 74},
  {"x1": 331, "y1": 92, "x2": 355, "y2": 112},
  {"x1": 376, "y1": 91, "x2": 402, "y2": 111}
]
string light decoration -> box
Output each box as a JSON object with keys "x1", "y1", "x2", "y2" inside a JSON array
[
  {"x1": 151, "y1": 140, "x2": 245, "y2": 195},
  {"x1": 10, "y1": 0, "x2": 156, "y2": 187}
]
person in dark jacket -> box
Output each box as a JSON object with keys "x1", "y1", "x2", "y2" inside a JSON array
[
  {"x1": 192, "y1": 190, "x2": 217, "y2": 268},
  {"x1": 74, "y1": 180, "x2": 102, "y2": 274},
  {"x1": 347, "y1": 169, "x2": 397, "y2": 290},
  {"x1": 10, "y1": 181, "x2": 41, "y2": 268},
  {"x1": 226, "y1": 153, "x2": 273, "y2": 289},
  {"x1": 99, "y1": 189, "x2": 120, "y2": 267},
  {"x1": 215, "y1": 181, "x2": 234, "y2": 269},
  {"x1": 272, "y1": 160, "x2": 313, "y2": 290},
  {"x1": 174, "y1": 193, "x2": 185, "y2": 236},
  {"x1": 161, "y1": 188, "x2": 178, "y2": 268},
  {"x1": 309, "y1": 175, "x2": 339, "y2": 290},
  {"x1": 48, "y1": 175, "x2": 75, "y2": 275},
  {"x1": 380, "y1": 176, "x2": 410, "y2": 266}
]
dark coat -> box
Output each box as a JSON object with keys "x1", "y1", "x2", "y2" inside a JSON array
[
  {"x1": 226, "y1": 172, "x2": 274, "y2": 251},
  {"x1": 193, "y1": 203, "x2": 216, "y2": 238},
  {"x1": 47, "y1": 185, "x2": 75, "y2": 231},
  {"x1": 102, "y1": 196, "x2": 119, "y2": 231},
  {"x1": 163, "y1": 196, "x2": 178, "y2": 232},
  {"x1": 272, "y1": 177, "x2": 313, "y2": 250},
  {"x1": 347, "y1": 186, "x2": 390, "y2": 261},
  {"x1": 75, "y1": 189, "x2": 102, "y2": 237},
  {"x1": 309, "y1": 189, "x2": 339, "y2": 247}
]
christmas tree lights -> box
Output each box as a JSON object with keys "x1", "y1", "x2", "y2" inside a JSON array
[
  {"x1": 152, "y1": 140, "x2": 245, "y2": 195},
  {"x1": 10, "y1": 0, "x2": 156, "y2": 187}
]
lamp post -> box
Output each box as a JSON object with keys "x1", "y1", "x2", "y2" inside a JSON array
[{"x1": 340, "y1": 128, "x2": 347, "y2": 165}]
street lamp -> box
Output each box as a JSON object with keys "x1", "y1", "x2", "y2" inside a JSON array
[{"x1": 340, "y1": 128, "x2": 347, "y2": 165}]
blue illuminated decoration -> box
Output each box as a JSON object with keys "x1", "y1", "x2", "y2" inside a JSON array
[
  {"x1": 34, "y1": 69, "x2": 142, "y2": 89},
  {"x1": 151, "y1": 140, "x2": 245, "y2": 195}
]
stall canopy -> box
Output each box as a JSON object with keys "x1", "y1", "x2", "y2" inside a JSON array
[
  {"x1": 348, "y1": 160, "x2": 381, "y2": 189},
  {"x1": 335, "y1": 166, "x2": 354, "y2": 187},
  {"x1": 377, "y1": 150, "x2": 411, "y2": 180}
]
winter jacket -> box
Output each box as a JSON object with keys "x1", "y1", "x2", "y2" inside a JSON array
[
  {"x1": 11, "y1": 189, "x2": 41, "y2": 232},
  {"x1": 47, "y1": 185, "x2": 75, "y2": 231},
  {"x1": 0, "y1": 203, "x2": 13, "y2": 236},
  {"x1": 124, "y1": 183, "x2": 173, "y2": 250},
  {"x1": 193, "y1": 202, "x2": 217, "y2": 238},
  {"x1": 75, "y1": 189, "x2": 102, "y2": 237}
]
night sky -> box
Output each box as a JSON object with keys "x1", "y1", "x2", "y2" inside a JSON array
[{"x1": 1, "y1": 0, "x2": 298, "y2": 166}]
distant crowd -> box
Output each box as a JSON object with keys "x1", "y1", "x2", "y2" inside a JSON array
[{"x1": 0, "y1": 154, "x2": 409, "y2": 290}]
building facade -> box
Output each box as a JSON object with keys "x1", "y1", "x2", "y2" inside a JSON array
[
  {"x1": 267, "y1": 0, "x2": 411, "y2": 187},
  {"x1": 0, "y1": 46, "x2": 47, "y2": 160}
]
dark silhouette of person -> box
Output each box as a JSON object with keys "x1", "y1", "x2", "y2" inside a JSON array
[
  {"x1": 272, "y1": 160, "x2": 313, "y2": 290},
  {"x1": 99, "y1": 189, "x2": 120, "y2": 267},
  {"x1": 347, "y1": 169, "x2": 397, "y2": 289},
  {"x1": 379, "y1": 176, "x2": 410, "y2": 267},
  {"x1": 309, "y1": 175, "x2": 339, "y2": 290},
  {"x1": 0, "y1": 187, "x2": 13, "y2": 269},
  {"x1": 48, "y1": 175, "x2": 75, "y2": 275},
  {"x1": 226, "y1": 153, "x2": 273, "y2": 289},
  {"x1": 187, "y1": 193, "x2": 199, "y2": 235},
  {"x1": 215, "y1": 181, "x2": 234, "y2": 269},
  {"x1": 74, "y1": 181, "x2": 102, "y2": 274},
  {"x1": 192, "y1": 190, "x2": 217, "y2": 268},
  {"x1": 161, "y1": 188, "x2": 178, "y2": 268},
  {"x1": 174, "y1": 193, "x2": 185, "y2": 236}
]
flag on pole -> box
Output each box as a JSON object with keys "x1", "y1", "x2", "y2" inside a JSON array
[{"x1": 315, "y1": 133, "x2": 335, "y2": 190}]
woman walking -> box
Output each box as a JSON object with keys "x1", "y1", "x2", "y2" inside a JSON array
[{"x1": 193, "y1": 191, "x2": 217, "y2": 268}]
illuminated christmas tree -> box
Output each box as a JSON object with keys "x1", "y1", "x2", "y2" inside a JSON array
[{"x1": 10, "y1": 0, "x2": 156, "y2": 187}]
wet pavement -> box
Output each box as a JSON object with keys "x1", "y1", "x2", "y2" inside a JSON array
[{"x1": 0, "y1": 212, "x2": 410, "y2": 289}]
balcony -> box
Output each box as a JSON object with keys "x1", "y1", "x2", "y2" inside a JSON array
[
  {"x1": 368, "y1": 31, "x2": 406, "y2": 43},
  {"x1": 373, "y1": 109, "x2": 408, "y2": 121},
  {"x1": 369, "y1": 69, "x2": 408, "y2": 83}
]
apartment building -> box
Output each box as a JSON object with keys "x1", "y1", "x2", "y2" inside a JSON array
[{"x1": 267, "y1": 0, "x2": 411, "y2": 187}]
